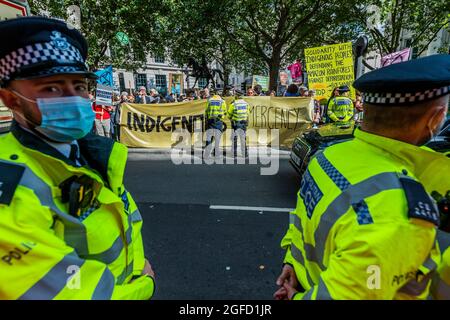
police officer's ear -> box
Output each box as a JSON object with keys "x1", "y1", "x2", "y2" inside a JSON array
[
  {"x1": 0, "y1": 87, "x2": 21, "y2": 111},
  {"x1": 427, "y1": 104, "x2": 447, "y2": 131}
]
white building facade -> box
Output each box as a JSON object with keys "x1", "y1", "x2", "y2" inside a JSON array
[
  {"x1": 113, "y1": 54, "x2": 189, "y2": 96},
  {"x1": 113, "y1": 55, "x2": 247, "y2": 95}
]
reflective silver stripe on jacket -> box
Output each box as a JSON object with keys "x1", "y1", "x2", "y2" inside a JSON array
[
  {"x1": 290, "y1": 243, "x2": 314, "y2": 288},
  {"x1": 91, "y1": 268, "x2": 115, "y2": 300},
  {"x1": 18, "y1": 252, "x2": 85, "y2": 300},
  {"x1": 6, "y1": 161, "x2": 90, "y2": 255},
  {"x1": 292, "y1": 171, "x2": 402, "y2": 270},
  {"x1": 117, "y1": 261, "x2": 134, "y2": 285}
]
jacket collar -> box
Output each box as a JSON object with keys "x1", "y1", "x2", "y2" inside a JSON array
[
  {"x1": 11, "y1": 120, "x2": 116, "y2": 185},
  {"x1": 11, "y1": 120, "x2": 78, "y2": 166},
  {"x1": 354, "y1": 128, "x2": 450, "y2": 192}
]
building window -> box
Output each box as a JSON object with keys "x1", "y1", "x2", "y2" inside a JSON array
[
  {"x1": 154, "y1": 55, "x2": 165, "y2": 63},
  {"x1": 155, "y1": 74, "x2": 167, "y2": 95},
  {"x1": 135, "y1": 73, "x2": 147, "y2": 90},
  {"x1": 198, "y1": 77, "x2": 207, "y2": 88}
]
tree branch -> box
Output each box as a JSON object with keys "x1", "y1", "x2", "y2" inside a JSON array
[
  {"x1": 410, "y1": 12, "x2": 447, "y2": 49},
  {"x1": 223, "y1": 26, "x2": 269, "y2": 62},
  {"x1": 389, "y1": 0, "x2": 399, "y2": 50},
  {"x1": 274, "y1": 5, "x2": 289, "y2": 45},
  {"x1": 245, "y1": 16, "x2": 273, "y2": 43},
  {"x1": 280, "y1": 0, "x2": 322, "y2": 44},
  {"x1": 370, "y1": 27, "x2": 390, "y2": 55},
  {"x1": 416, "y1": 24, "x2": 447, "y2": 56}
]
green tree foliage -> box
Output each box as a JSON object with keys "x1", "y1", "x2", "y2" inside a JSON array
[
  {"x1": 219, "y1": 0, "x2": 365, "y2": 90},
  {"x1": 364, "y1": 0, "x2": 450, "y2": 56},
  {"x1": 160, "y1": 0, "x2": 259, "y2": 92},
  {"x1": 28, "y1": 0, "x2": 167, "y2": 71},
  {"x1": 161, "y1": 0, "x2": 365, "y2": 91}
]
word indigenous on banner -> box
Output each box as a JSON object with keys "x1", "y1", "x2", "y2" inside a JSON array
[{"x1": 119, "y1": 97, "x2": 314, "y2": 148}]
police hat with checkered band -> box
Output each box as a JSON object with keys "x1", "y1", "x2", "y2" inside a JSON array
[
  {"x1": 0, "y1": 16, "x2": 97, "y2": 87},
  {"x1": 353, "y1": 54, "x2": 450, "y2": 106}
]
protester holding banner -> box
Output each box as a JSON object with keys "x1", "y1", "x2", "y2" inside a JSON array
[
  {"x1": 149, "y1": 89, "x2": 160, "y2": 104},
  {"x1": 136, "y1": 86, "x2": 152, "y2": 104},
  {"x1": 308, "y1": 90, "x2": 322, "y2": 128},
  {"x1": 200, "y1": 88, "x2": 210, "y2": 100},
  {"x1": 284, "y1": 84, "x2": 300, "y2": 97}
]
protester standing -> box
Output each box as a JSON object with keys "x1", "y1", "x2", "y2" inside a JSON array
[
  {"x1": 246, "y1": 87, "x2": 255, "y2": 96},
  {"x1": 284, "y1": 84, "x2": 300, "y2": 97},
  {"x1": 93, "y1": 100, "x2": 113, "y2": 138},
  {"x1": 149, "y1": 89, "x2": 160, "y2": 104},
  {"x1": 135, "y1": 86, "x2": 152, "y2": 104},
  {"x1": 354, "y1": 93, "x2": 364, "y2": 124}
]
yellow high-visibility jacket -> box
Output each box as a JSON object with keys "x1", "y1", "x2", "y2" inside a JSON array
[
  {"x1": 432, "y1": 232, "x2": 450, "y2": 299},
  {"x1": 228, "y1": 99, "x2": 249, "y2": 122},
  {"x1": 205, "y1": 95, "x2": 227, "y2": 120},
  {"x1": 281, "y1": 128, "x2": 449, "y2": 300},
  {"x1": 327, "y1": 96, "x2": 354, "y2": 122},
  {"x1": 0, "y1": 122, "x2": 154, "y2": 300}
]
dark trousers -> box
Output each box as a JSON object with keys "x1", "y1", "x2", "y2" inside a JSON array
[{"x1": 205, "y1": 118, "x2": 223, "y2": 155}]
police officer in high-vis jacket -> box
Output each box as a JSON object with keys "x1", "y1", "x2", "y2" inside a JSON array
[
  {"x1": 0, "y1": 17, "x2": 155, "y2": 300},
  {"x1": 275, "y1": 54, "x2": 450, "y2": 300},
  {"x1": 228, "y1": 90, "x2": 249, "y2": 157},
  {"x1": 204, "y1": 92, "x2": 227, "y2": 157},
  {"x1": 327, "y1": 85, "x2": 354, "y2": 123}
]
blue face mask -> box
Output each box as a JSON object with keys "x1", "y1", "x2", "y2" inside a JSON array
[{"x1": 12, "y1": 91, "x2": 95, "y2": 143}]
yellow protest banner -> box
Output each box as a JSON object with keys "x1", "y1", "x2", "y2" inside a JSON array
[
  {"x1": 119, "y1": 97, "x2": 313, "y2": 148},
  {"x1": 304, "y1": 42, "x2": 355, "y2": 102}
]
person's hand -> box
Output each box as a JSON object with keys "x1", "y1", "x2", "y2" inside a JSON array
[
  {"x1": 142, "y1": 259, "x2": 155, "y2": 278},
  {"x1": 273, "y1": 264, "x2": 298, "y2": 300},
  {"x1": 283, "y1": 281, "x2": 299, "y2": 300}
]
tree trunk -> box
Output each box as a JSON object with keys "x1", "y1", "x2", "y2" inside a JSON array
[
  {"x1": 268, "y1": 58, "x2": 281, "y2": 92},
  {"x1": 222, "y1": 68, "x2": 230, "y2": 95},
  {"x1": 268, "y1": 46, "x2": 282, "y2": 92}
]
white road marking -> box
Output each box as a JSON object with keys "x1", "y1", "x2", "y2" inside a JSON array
[{"x1": 209, "y1": 205, "x2": 294, "y2": 213}]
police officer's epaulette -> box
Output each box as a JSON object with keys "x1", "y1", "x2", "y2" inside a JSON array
[
  {"x1": 0, "y1": 161, "x2": 25, "y2": 206},
  {"x1": 399, "y1": 176, "x2": 440, "y2": 227}
]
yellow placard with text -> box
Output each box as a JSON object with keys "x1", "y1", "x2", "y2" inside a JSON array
[{"x1": 305, "y1": 42, "x2": 355, "y2": 102}]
